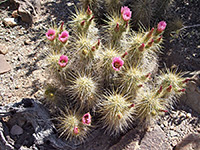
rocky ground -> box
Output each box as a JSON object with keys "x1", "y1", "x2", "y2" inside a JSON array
[{"x1": 0, "y1": 0, "x2": 200, "y2": 150}]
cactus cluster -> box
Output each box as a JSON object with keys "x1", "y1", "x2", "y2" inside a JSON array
[{"x1": 43, "y1": 3, "x2": 189, "y2": 143}]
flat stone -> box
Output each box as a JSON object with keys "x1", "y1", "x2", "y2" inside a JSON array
[
  {"x1": 0, "y1": 43, "x2": 8, "y2": 55},
  {"x1": 10, "y1": 125, "x2": 23, "y2": 135},
  {"x1": 138, "y1": 125, "x2": 171, "y2": 150},
  {"x1": 175, "y1": 134, "x2": 200, "y2": 150},
  {"x1": 3, "y1": 18, "x2": 18, "y2": 27},
  {"x1": 181, "y1": 71, "x2": 200, "y2": 114},
  {"x1": 0, "y1": 54, "x2": 11, "y2": 74}
]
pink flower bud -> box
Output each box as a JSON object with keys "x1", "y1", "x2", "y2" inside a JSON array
[
  {"x1": 145, "y1": 73, "x2": 151, "y2": 78},
  {"x1": 97, "y1": 39, "x2": 100, "y2": 46},
  {"x1": 91, "y1": 46, "x2": 96, "y2": 51},
  {"x1": 58, "y1": 55, "x2": 68, "y2": 67},
  {"x1": 121, "y1": 6, "x2": 132, "y2": 22},
  {"x1": 60, "y1": 21, "x2": 64, "y2": 31},
  {"x1": 89, "y1": 15, "x2": 94, "y2": 22},
  {"x1": 121, "y1": 52, "x2": 128, "y2": 58},
  {"x1": 154, "y1": 35, "x2": 163, "y2": 43},
  {"x1": 147, "y1": 28, "x2": 154, "y2": 38},
  {"x1": 182, "y1": 78, "x2": 190, "y2": 83},
  {"x1": 166, "y1": 85, "x2": 172, "y2": 92},
  {"x1": 145, "y1": 39, "x2": 154, "y2": 48},
  {"x1": 81, "y1": 20, "x2": 85, "y2": 26},
  {"x1": 157, "y1": 86, "x2": 163, "y2": 94},
  {"x1": 129, "y1": 104, "x2": 135, "y2": 108},
  {"x1": 157, "y1": 21, "x2": 167, "y2": 33},
  {"x1": 87, "y1": 6, "x2": 92, "y2": 15},
  {"x1": 159, "y1": 109, "x2": 168, "y2": 113},
  {"x1": 138, "y1": 43, "x2": 145, "y2": 52},
  {"x1": 138, "y1": 84, "x2": 143, "y2": 88},
  {"x1": 111, "y1": 57, "x2": 124, "y2": 71},
  {"x1": 178, "y1": 89, "x2": 186, "y2": 92},
  {"x1": 73, "y1": 126, "x2": 79, "y2": 135},
  {"x1": 58, "y1": 30, "x2": 69, "y2": 43},
  {"x1": 82, "y1": 112, "x2": 92, "y2": 125},
  {"x1": 114, "y1": 23, "x2": 120, "y2": 32},
  {"x1": 46, "y1": 29, "x2": 56, "y2": 41}
]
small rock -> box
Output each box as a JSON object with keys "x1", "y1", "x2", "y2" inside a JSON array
[
  {"x1": 0, "y1": 43, "x2": 8, "y2": 55},
  {"x1": 24, "y1": 39, "x2": 33, "y2": 45},
  {"x1": 10, "y1": 125, "x2": 23, "y2": 135},
  {"x1": 12, "y1": 10, "x2": 19, "y2": 18},
  {"x1": 0, "y1": 54, "x2": 11, "y2": 74},
  {"x1": 169, "y1": 130, "x2": 178, "y2": 137},
  {"x1": 186, "y1": 113, "x2": 191, "y2": 118},
  {"x1": 3, "y1": 18, "x2": 18, "y2": 27}
]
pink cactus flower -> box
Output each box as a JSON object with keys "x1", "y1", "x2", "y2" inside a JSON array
[
  {"x1": 121, "y1": 6, "x2": 132, "y2": 22},
  {"x1": 58, "y1": 55, "x2": 68, "y2": 67},
  {"x1": 157, "y1": 21, "x2": 167, "y2": 33},
  {"x1": 46, "y1": 29, "x2": 56, "y2": 41},
  {"x1": 73, "y1": 126, "x2": 79, "y2": 135},
  {"x1": 82, "y1": 112, "x2": 91, "y2": 125},
  {"x1": 112, "y1": 57, "x2": 124, "y2": 71},
  {"x1": 58, "y1": 30, "x2": 69, "y2": 43}
]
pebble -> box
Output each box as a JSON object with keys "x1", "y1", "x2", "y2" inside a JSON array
[
  {"x1": 186, "y1": 113, "x2": 191, "y2": 118},
  {"x1": 10, "y1": 125, "x2": 23, "y2": 135},
  {"x1": 12, "y1": 10, "x2": 19, "y2": 18},
  {"x1": 3, "y1": 18, "x2": 18, "y2": 27},
  {"x1": 0, "y1": 43, "x2": 8, "y2": 55}
]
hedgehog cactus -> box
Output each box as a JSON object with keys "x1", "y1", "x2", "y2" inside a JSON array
[
  {"x1": 43, "y1": 4, "x2": 189, "y2": 142},
  {"x1": 57, "y1": 109, "x2": 92, "y2": 142},
  {"x1": 98, "y1": 91, "x2": 135, "y2": 135},
  {"x1": 68, "y1": 72, "x2": 99, "y2": 110}
]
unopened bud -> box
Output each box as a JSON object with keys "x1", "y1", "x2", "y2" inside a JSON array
[
  {"x1": 147, "y1": 28, "x2": 154, "y2": 38},
  {"x1": 97, "y1": 39, "x2": 100, "y2": 46},
  {"x1": 91, "y1": 46, "x2": 96, "y2": 51},
  {"x1": 49, "y1": 93, "x2": 54, "y2": 97},
  {"x1": 157, "y1": 86, "x2": 163, "y2": 94},
  {"x1": 182, "y1": 78, "x2": 190, "y2": 83},
  {"x1": 154, "y1": 35, "x2": 162, "y2": 43},
  {"x1": 82, "y1": 49, "x2": 88, "y2": 55},
  {"x1": 145, "y1": 73, "x2": 151, "y2": 78},
  {"x1": 129, "y1": 104, "x2": 135, "y2": 108},
  {"x1": 145, "y1": 39, "x2": 154, "y2": 48},
  {"x1": 138, "y1": 43, "x2": 145, "y2": 52},
  {"x1": 81, "y1": 20, "x2": 85, "y2": 26},
  {"x1": 178, "y1": 89, "x2": 186, "y2": 92},
  {"x1": 166, "y1": 85, "x2": 172, "y2": 92},
  {"x1": 60, "y1": 21, "x2": 64, "y2": 31},
  {"x1": 87, "y1": 6, "x2": 92, "y2": 15},
  {"x1": 89, "y1": 15, "x2": 94, "y2": 22},
  {"x1": 125, "y1": 21, "x2": 128, "y2": 28},
  {"x1": 115, "y1": 23, "x2": 120, "y2": 32},
  {"x1": 159, "y1": 109, "x2": 168, "y2": 113},
  {"x1": 73, "y1": 126, "x2": 79, "y2": 135},
  {"x1": 138, "y1": 84, "x2": 143, "y2": 88},
  {"x1": 117, "y1": 113, "x2": 123, "y2": 119},
  {"x1": 121, "y1": 52, "x2": 128, "y2": 58}
]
